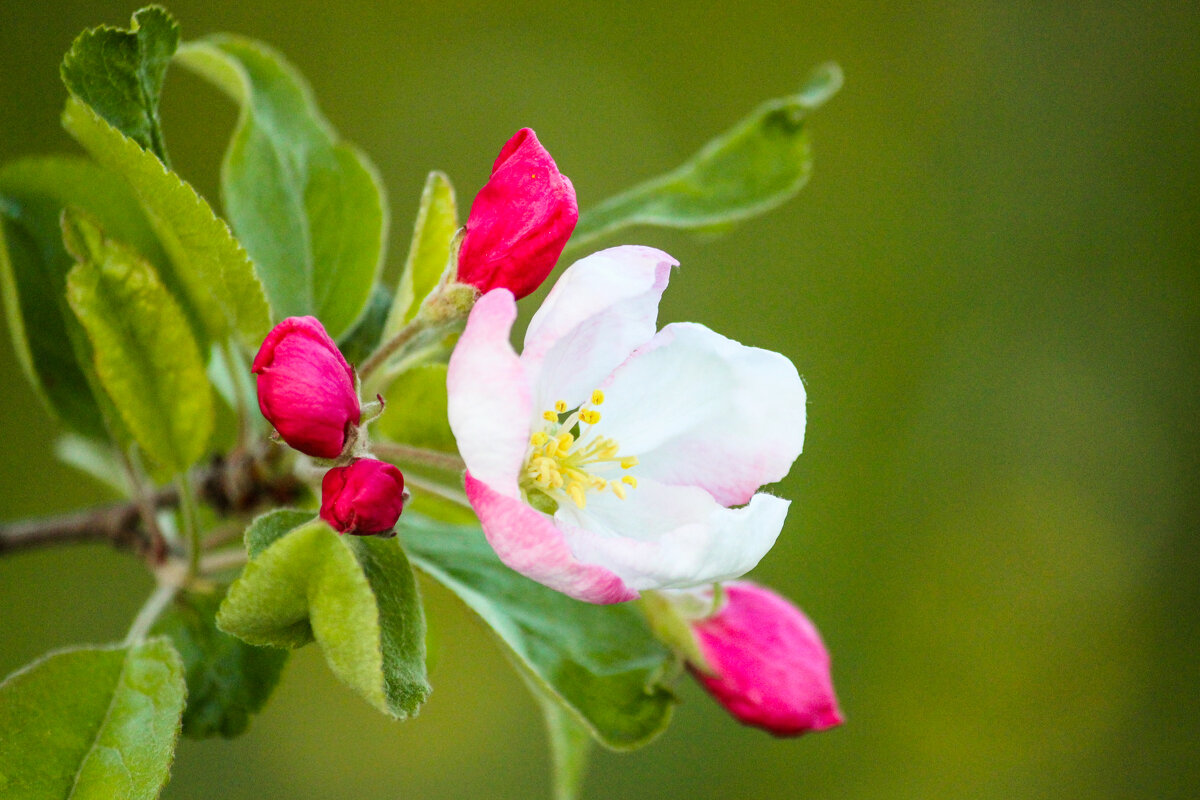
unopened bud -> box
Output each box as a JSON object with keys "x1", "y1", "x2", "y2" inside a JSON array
[{"x1": 319, "y1": 458, "x2": 406, "y2": 535}]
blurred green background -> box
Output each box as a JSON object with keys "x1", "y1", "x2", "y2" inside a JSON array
[{"x1": 2, "y1": 1, "x2": 1198, "y2": 798}]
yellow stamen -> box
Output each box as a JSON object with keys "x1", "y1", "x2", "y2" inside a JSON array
[
  {"x1": 622, "y1": 475, "x2": 638, "y2": 488},
  {"x1": 566, "y1": 483, "x2": 587, "y2": 509},
  {"x1": 610, "y1": 480, "x2": 627, "y2": 500},
  {"x1": 579, "y1": 409, "x2": 601, "y2": 425},
  {"x1": 591, "y1": 390, "x2": 605, "y2": 405},
  {"x1": 543, "y1": 410, "x2": 558, "y2": 422},
  {"x1": 554, "y1": 400, "x2": 568, "y2": 413},
  {"x1": 530, "y1": 431, "x2": 549, "y2": 446},
  {"x1": 620, "y1": 456, "x2": 639, "y2": 469},
  {"x1": 556, "y1": 432, "x2": 575, "y2": 451}
]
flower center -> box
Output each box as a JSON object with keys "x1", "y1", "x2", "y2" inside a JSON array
[{"x1": 521, "y1": 389, "x2": 638, "y2": 511}]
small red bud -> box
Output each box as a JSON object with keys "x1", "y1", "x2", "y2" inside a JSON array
[
  {"x1": 687, "y1": 582, "x2": 843, "y2": 736},
  {"x1": 457, "y1": 128, "x2": 578, "y2": 299},
  {"x1": 319, "y1": 458, "x2": 406, "y2": 535},
  {"x1": 252, "y1": 316, "x2": 360, "y2": 459}
]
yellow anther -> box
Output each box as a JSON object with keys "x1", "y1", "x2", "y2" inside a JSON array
[
  {"x1": 543, "y1": 410, "x2": 558, "y2": 422},
  {"x1": 550, "y1": 471, "x2": 564, "y2": 489},
  {"x1": 530, "y1": 431, "x2": 549, "y2": 447},
  {"x1": 619, "y1": 456, "x2": 639, "y2": 469},
  {"x1": 567, "y1": 483, "x2": 587, "y2": 509},
  {"x1": 610, "y1": 480, "x2": 628, "y2": 500},
  {"x1": 591, "y1": 390, "x2": 605, "y2": 405},
  {"x1": 556, "y1": 432, "x2": 575, "y2": 451},
  {"x1": 622, "y1": 475, "x2": 638, "y2": 488},
  {"x1": 554, "y1": 400, "x2": 568, "y2": 413},
  {"x1": 579, "y1": 409, "x2": 601, "y2": 425},
  {"x1": 591, "y1": 476, "x2": 607, "y2": 491}
]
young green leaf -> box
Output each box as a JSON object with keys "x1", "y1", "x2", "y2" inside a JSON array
[
  {"x1": 218, "y1": 519, "x2": 430, "y2": 718},
  {"x1": 400, "y1": 514, "x2": 677, "y2": 750},
  {"x1": 386, "y1": 171, "x2": 459, "y2": 334},
  {"x1": 61, "y1": 96, "x2": 272, "y2": 348},
  {"x1": 569, "y1": 63, "x2": 843, "y2": 253},
  {"x1": 376, "y1": 364, "x2": 456, "y2": 453},
  {"x1": 59, "y1": 6, "x2": 179, "y2": 164},
  {"x1": 151, "y1": 588, "x2": 288, "y2": 739},
  {"x1": 0, "y1": 156, "x2": 170, "y2": 440},
  {"x1": 175, "y1": 37, "x2": 387, "y2": 339},
  {"x1": 64, "y1": 209, "x2": 213, "y2": 473},
  {"x1": 0, "y1": 638, "x2": 185, "y2": 800}
]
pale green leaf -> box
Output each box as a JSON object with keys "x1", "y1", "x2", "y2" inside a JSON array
[
  {"x1": 0, "y1": 156, "x2": 170, "y2": 439},
  {"x1": 244, "y1": 508, "x2": 317, "y2": 558},
  {"x1": 61, "y1": 96, "x2": 271, "y2": 348},
  {"x1": 376, "y1": 364, "x2": 455, "y2": 452},
  {"x1": 64, "y1": 209, "x2": 213, "y2": 473},
  {"x1": 386, "y1": 171, "x2": 458, "y2": 334},
  {"x1": 175, "y1": 37, "x2": 387, "y2": 338},
  {"x1": 151, "y1": 588, "x2": 288, "y2": 739},
  {"x1": 218, "y1": 519, "x2": 430, "y2": 718},
  {"x1": 0, "y1": 638, "x2": 185, "y2": 800},
  {"x1": 59, "y1": 6, "x2": 179, "y2": 163},
  {"x1": 570, "y1": 63, "x2": 843, "y2": 253},
  {"x1": 401, "y1": 514, "x2": 676, "y2": 749}
]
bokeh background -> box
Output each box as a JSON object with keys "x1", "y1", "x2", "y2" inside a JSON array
[{"x1": 2, "y1": 2, "x2": 1198, "y2": 798}]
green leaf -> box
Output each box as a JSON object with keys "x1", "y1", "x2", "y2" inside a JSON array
[
  {"x1": 55, "y1": 433, "x2": 132, "y2": 495},
  {"x1": 151, "y1": 588, "x2": 288, "y2": 739},
  {"x1": 386, "y1": 171, "x2": 458, "y2": 334},
  {"x1": 336, "y1": 283, "x2": 393, "y2": 367},
  {"x1": 570, "y1": 63, "x2": 843, "y2": 252},
  {"x1": 401, "y1": 514, "x2": 676, "y2": 749},
  {"x1": 244, "y1": 508, "x2": 317, "y2": 558},
  {"x1": 218, "y1": 519, "x2": 430, "y2": 718},
  {"x1": 376, "y1": 364, "x2": 455, "y2": 452},
  {"x1": 64, "y1": 209, "x2": 213, "y2": 473},
  {"x1": 0, "y1": 156, "x2": 170, "y2": 439},
  {"x1": 61, "y1": 96, "x2": 271, "y2": 348},
  {"x1": 59, "y1": 6, "x2": 179, "y2": 164},
  {"x1": 175, "y1": 37, "x2": 388, "y2": 339},
  {"x1": 0, "y1": 638, "x2": 186, "y2": 800}
]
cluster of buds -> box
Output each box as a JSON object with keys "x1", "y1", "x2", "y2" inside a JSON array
[{"x1": 253, "y1": 316, "x2": 405, "y2": 535}]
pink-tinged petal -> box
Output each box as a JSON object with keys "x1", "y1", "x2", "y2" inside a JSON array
[
  {"x1": 446, "y1": 290, "x2": 533, "y2": 495},
  {"x1": 688, "y1": 582, "x2": 843, "y2": 736},
  {"x1": 597, "y1": 322, "x2": 806, "y2": 507},
  {"x1": 464, "y1": 472, "x2": 638, "y2": 604},
  {"x1": 556, "y1": 479, "x2": 789, "y2": 591},
  {"x1": 521, "y1": 246, "x2": 675, "y2": 412}
]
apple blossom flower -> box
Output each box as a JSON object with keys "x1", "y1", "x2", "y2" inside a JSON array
[
  {"x1": 456, "y1": 128, "x2": 578, "y2": 299},
  {"x1": 319, "y1": 458, "x2": 407, "y2": 535},
  {"x1": 683, "y1": 582, "x2": 842, "y2": 736},
  {"x1": 253, "y1": 316, "x2": 360, "y2": 459},
  {"x1": 446, "y1": 245, "x2": 807, "y2": 603}
]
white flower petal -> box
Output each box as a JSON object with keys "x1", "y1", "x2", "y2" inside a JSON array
[
  {"x1": 521, "y1": 245, "x2": 675, "y2": 411},
  {"x1": 556, "y1": 478, "x2": 789, "y2": 591},
  {"x1": 465, "y1": 472, "x2": 638, "y2": 603},
  {"x1": 446, "y1": 290, "x2": 532, "y2": 495},
  {"x1": 596, "y1": 322, "x2": 806, "y2": 506}
]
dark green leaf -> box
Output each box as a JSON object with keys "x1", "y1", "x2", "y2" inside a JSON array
[
  {"x1": 60, "y1": 6, "x2": 179, "y2": 163},
  {"x1": 0, "y1": 638, "x2": 185, "y2": 800},
  {"x1": 218, "y1": 519, "x2": 430, "y2": 718},
  {"x1": 64, "y1": 209, "x2": 213, "y2": 473},
  {"x1": 401, "y1": 514, "x2": 676, "y2": 749},
  {"x1": 570, "y1": 63, "x2": 843, "y2": 252},
  {"x1": 176, "y1": 37, "x2": 387, "y2": 338},
  {"x1": 336, "y1": 283, "x2": 394, "y2": 366},
  {"x1": 0, "y1": 156, "x2": 169, "y2": 439},
  {"x1": 386, "y1": 171, "x2": 458, "y2": 333},
  {"x1": 61, "y1": 96, "x2": 272, "y2": 348},
  {"x1": 151, "y1": 588, "x2": 288, "y2": 739}
]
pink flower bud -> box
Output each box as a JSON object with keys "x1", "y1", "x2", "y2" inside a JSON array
[
  {"x1": 688, "y1": 582, "x2": 843, "y2": 736},
  {"x1": 457, "y1": 128, "x2": 578, "y2": 299},
  {"x1": 252, "y1": 316, "x2": 361, "y2": 459},
  {"x1": 319, "y1": 458, "x2": 406, "y2": 535}
]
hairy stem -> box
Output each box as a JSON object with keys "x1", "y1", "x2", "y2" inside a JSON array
[
  {"x1": 372, "y1": 442, "x2": 466, "y2": 472},
  {"x1": 124, "y1": 582, "x2": 178, "y2": 645},
  {"x1": 404, "y1": 472, "x2": 472, "y2": 508},
  {"x1": 357, "y1": 318, "x2": 423, "y2": 382}
]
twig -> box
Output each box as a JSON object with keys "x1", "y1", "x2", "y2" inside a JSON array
[{"x1": 372, "y1": 442, "x2": 466, "y2": 473}]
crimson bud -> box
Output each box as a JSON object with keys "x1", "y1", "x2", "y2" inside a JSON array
[{"x1": 319, "y1": 458, "x2": 406, "y2": 535}]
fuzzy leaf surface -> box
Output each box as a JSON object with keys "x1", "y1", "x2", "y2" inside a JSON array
[
  {"x1": 218, "y1": 518, "x2": 429, "y2": 718},
  {"x1": 386, "y1": 170, "x2": 458, "y2": 334},
  {"x1": 61, "y1": 96, "x2": 271, "y2": 348},
  {"x1": 64, "y1": 210, "x2": 213, "y2": 473},
  {"x1": 151, "y1": 588, "x2": 288, "y2": 739},
  {"x1": 570, "y1": 63, "x2": 842, "y2": 251},
  {"x1": 0, "y1": 638, "x2": 185, "y2": 800},
  {"x1": 401, "y1": 514, "x2": 676, "y2": 749},
  {"x1": 175, "y1": 37, "x2": 387, "y2": 338},
  {"x1": 59, "y1": 6, "x2": 179, "y2": 163}
]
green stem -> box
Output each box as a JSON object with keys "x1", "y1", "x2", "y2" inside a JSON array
[
  {"x1": 403, "y1": 473, "x2": 472, "y2": 508},
  {"x1": 357, "y1": 318, "x2": 425, "y2": 382},
  {"x1": 178, "y1": 472, "x2": 202, "y2": 578},
  {"x1": 372, "y1": 442, "x2": 466, "y2": 472},
  {"x1": 124, "y1": 582, "x2": 177, "y2": 645}
]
